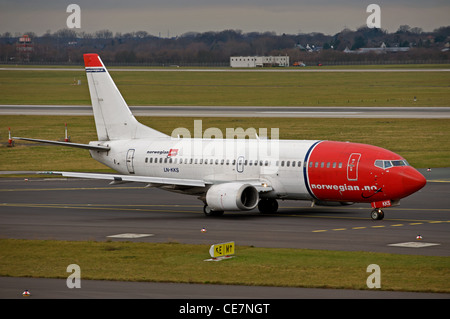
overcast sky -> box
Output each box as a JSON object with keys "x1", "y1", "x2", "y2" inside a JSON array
[{"x1": 1, "y1": 0, "x2": 449, "y2": 36}]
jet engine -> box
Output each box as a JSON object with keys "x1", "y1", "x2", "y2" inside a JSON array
[{"x1": 206, "y1": 182, "x2": 259, "y2": 211}]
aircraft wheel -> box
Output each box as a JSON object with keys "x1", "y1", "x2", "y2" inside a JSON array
[
  {"x1": 203, "y1": 205, "x2": 224, "y2": 217},
  {"x1": 258, "y1": 198, "x2": 279, "y2": 214},
  {"x1": 371, "y1": 208, "x2": 384, "y2": 220}
]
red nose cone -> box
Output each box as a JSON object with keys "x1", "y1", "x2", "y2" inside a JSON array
[{"x1": 402, "y1": 167, "x2": 427, "y2": 197}]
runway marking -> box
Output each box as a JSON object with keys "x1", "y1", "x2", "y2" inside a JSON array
[
  {"x1": 311, "y1": 219, "x2": 449, "y2": 233},
  {"x1": 388, "y1": 242, "x2": 440, "y2": 248},
  {"x1": 261, "y1": 111, "x2": 360, "y2": 115},
  {"x1": 0, "y1": 202, "x2": 200, "y2": 214},
  {"x1": 2, "y1": 202, "x2": 449, "y2": 233},
  {"x1": 107, "y1": 233, "x2": 154, "y2": 239}
]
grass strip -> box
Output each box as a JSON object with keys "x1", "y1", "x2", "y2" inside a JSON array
[
  {"x1": 0, "y1": 239, "x2": 448, "y2": 293},
  {"x1": 1, "y1": 69, "x2": 449, "y2": 107},
  {"x1": 2, "y1": 116, "x2": 449, "y2": 169}
]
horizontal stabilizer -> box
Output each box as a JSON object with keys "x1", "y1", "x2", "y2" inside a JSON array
[
  {"x1": 13, "y1": 137, "x2": 110, "y2": 151},
  {"x1": 40, "y1": 171, "x2": 206, "y2": 187}
]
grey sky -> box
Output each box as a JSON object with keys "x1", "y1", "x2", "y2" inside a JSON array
[{"x1": 1, "y1": 1, "x2": 449, "y2": 36}]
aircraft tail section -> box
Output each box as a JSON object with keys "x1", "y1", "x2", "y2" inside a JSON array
[{"x1": 83, "y1": 53, "x2": 167, "y2": 141}]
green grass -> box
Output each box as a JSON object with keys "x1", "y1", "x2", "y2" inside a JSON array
[
  {"x1": 1, "y1": 69, "x2": 449, "y2": 106},
  {"x1": 0, "y1": 239, "x2": 448, "y2": 293},
  {"x1": 1, "y1": 116, "x2": 449, "y2": 170}
]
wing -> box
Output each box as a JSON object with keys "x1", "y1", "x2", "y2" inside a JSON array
[
  {"x1": 40, "y1": 171, "x2": 206, "y2": 187},
  {"x1": 39, "y1": 171, "x2": 273, "y2": 192}
]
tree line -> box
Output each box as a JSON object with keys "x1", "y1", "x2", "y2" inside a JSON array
[{"x1": 1, "y1": 25, "x2": 449, "y2": 65}]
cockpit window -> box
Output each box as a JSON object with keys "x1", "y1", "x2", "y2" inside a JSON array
[{"x1": 374, "y1": 159, "x2": 409, "y2": 169}]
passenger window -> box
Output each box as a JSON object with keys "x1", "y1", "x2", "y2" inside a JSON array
[
  {"x1": 326, "y1": 162, "x2": 330, "y2": 168},
  {"x1": 338, "y1": 162, "x2": 342, "y2": 168},
  {"x1": 286, "y1": 161, "x2": 290, "y2": 167},
  {"x1": 281, "y1": 161, "x2": 285, "y2": 167},
  {"x1": 315, "y1": 162, "x2": 319, "y2": 168},
  {"x1": 297, "y1": 161, "x2": 301, "y2": 167},
  {"x1": 332, "y1": 162, "x2": 336, "y2": 168},
  {"x1": 309, "y1": 162, "x2": 313, "y2": 168}
]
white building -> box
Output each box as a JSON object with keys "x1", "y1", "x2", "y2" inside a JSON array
[{"x1": 230, "y1": 56, "x2": 290, "y2": 68}]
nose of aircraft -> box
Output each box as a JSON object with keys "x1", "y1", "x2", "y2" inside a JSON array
[{"x1": 401, "y1": 167, "x2": 427, "y2": 197}]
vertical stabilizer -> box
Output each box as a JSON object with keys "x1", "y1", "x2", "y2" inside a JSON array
[{"x1": 83, "y1": 53, "x2": 167, "y2": 140}]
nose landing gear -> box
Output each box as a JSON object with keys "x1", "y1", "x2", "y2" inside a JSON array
[{"x1": 371, "y1": 208, "x2": 384, "y2": 220}]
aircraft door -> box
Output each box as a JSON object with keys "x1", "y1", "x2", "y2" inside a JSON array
[
  {"x1": 347, "y1": 153, "x2": 361, "y2": 181},
  {"x1": 236, "y1": 156, "x2": 245, "y2": 173},
  {"x1": 126, "y1": 149, "x2": 135, "y2": 174}
]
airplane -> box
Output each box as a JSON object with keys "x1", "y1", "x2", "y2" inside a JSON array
[{"x1": 14, "y1": 53, "x2": 427, "y2": 220}]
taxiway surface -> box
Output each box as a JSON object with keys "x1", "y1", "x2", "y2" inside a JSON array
[
  {"x1": 1, "y1": 105, "x2": 450, "y2": 118},
  {"x1": 1, "y1": 170, "x2": 449, "y2": 299},
  {"x1": 1, "y1": 172, "x2": 449, "y2": 256}
]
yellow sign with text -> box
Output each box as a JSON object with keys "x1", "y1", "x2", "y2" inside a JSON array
[{"x1": 209, "y1": 241, "x2": 235, "y2": 258}]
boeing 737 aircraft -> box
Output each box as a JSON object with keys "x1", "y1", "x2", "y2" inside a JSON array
[{"x1": 14, "y1": 54, "x2": 426, "y2": 220}]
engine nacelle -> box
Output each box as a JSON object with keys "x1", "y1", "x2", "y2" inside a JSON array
[{"x1": 206, "y1": 182, "x2": 259, "y2": 211}]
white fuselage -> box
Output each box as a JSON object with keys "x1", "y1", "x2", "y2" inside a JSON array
[{"x1": 90, "y1": 137, "x2": 318, "y2": 200}]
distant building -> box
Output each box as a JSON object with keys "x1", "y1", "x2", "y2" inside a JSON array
[
  {"x1": 16, "y1": 34, "x2": 33, "y2": 62},
  {"x1": 230, "y1": 56, "x2": 290, "y2": 68},
  {"x1": 344, "y1": 42, "x2": 410, "y2": 54}
]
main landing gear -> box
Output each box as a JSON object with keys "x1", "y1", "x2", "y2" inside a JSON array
[
  {"x1": 202, "y1": 198, "x2": 279, "y2": 216},
  {"x1": 371, "y1": 208, "x2": 385, "y2": 220},
  {"x1": 257, "y1": 198, "x2": 279, "y2": 214},
  {"x1": 203, "y1": 205, "x2": 224, "y2": 217}
]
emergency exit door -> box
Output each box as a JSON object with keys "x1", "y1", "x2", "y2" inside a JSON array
[{"x1": 126, "y1": 149, "x2": 135, "y2": 174}]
